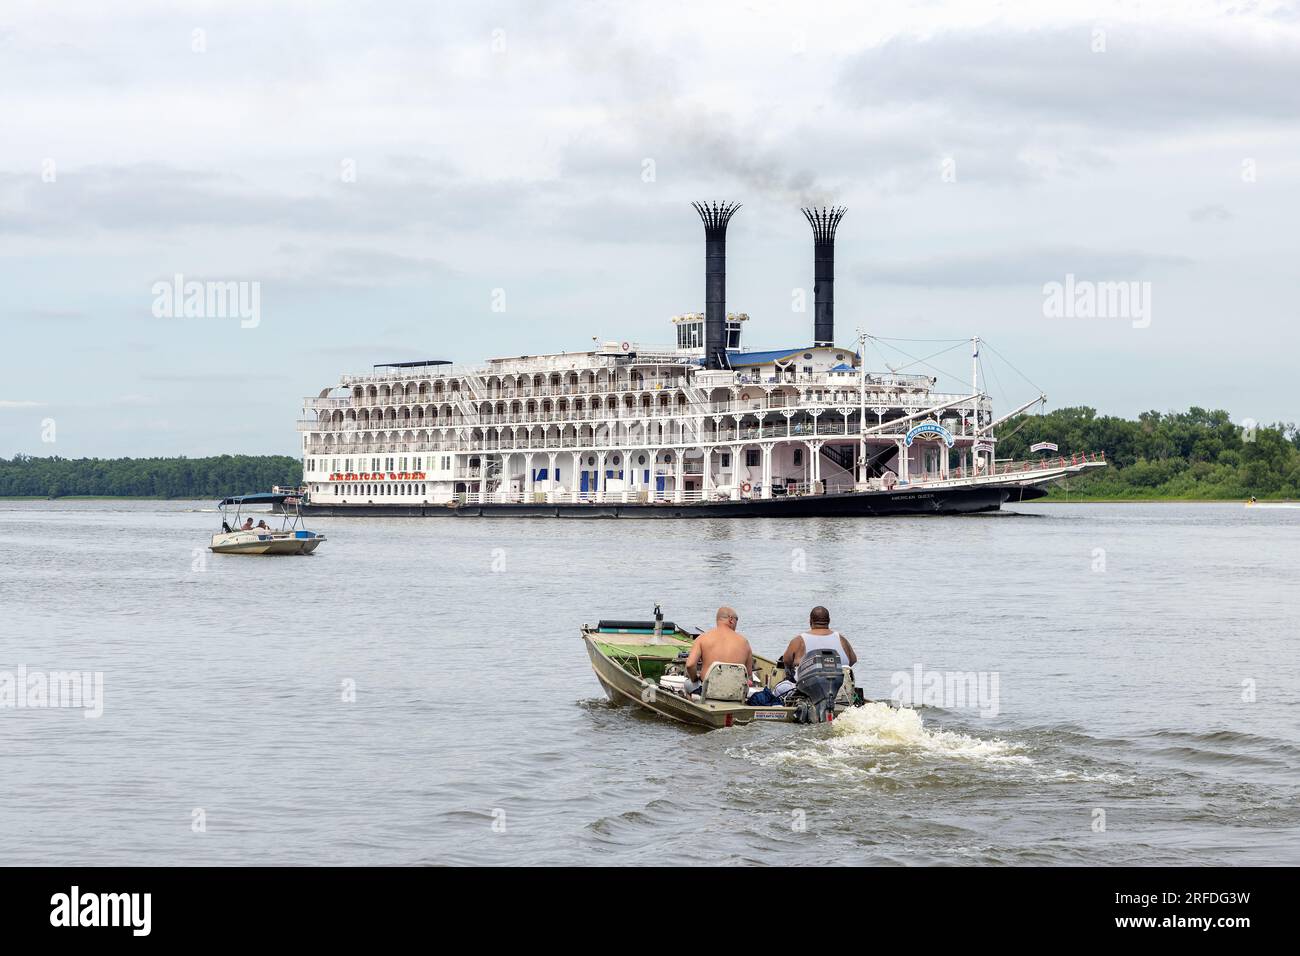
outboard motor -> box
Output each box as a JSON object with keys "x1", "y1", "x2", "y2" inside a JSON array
[
  {"x1": 793, "y1": 649, "x2": 845, "y2": 724},
  {"x1": 650, "y1": 603, "x2": 675, "y2": 645}
]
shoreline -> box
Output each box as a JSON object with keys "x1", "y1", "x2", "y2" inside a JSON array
[
  {"x1": 1, "y1": 494, "x2": 1281, "y2": 505},
  {"x1": 0, "y1": 495, "x2": 208, "y2": 501},
  {"x1": 1028, "y1": 496, "x2": 1275, "y2": 504}
]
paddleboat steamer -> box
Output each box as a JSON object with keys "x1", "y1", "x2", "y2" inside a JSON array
[{"x1": 297, "y1": 203, "x2": 1104, "y2": 517}]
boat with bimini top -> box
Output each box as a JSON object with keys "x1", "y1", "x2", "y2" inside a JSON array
[{"x1": 209, "y1": 492, "x2": 326, "y2": 555}]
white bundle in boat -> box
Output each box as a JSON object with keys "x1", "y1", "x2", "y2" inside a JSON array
[{"x1": 658, "y1": 674, "x2": 690, "y2": 695}]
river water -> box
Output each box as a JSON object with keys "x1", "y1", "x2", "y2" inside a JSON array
[{"x1": 1, "y1": 500, "x2": 1297, "y2": 865}]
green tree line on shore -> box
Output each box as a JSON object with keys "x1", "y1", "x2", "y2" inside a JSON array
[
  {"x1": 0, "y1": 454, "x2": 303, "y2": 499},
  {"x1": 997, "y1": 407, "x2": 1300, "y2": 499}
]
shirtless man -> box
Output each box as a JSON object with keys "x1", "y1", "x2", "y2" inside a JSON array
[
  {"x1": 685, "y1": 606, "x2": 754, "y2": 685},
  {"x1": 781, "y1": 605, "x2": 857, "y2": 680}
]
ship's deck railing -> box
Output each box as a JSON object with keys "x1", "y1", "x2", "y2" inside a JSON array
[
  {"x1": 314, "y1": 381, "x2": 682, "y2": 406},
  {"x1": 298, "y1": 396, "x2": 984, "y2": 433},
  {"x1": 309, "y1": 380, "x2": 690, "y2": 408},
  {"x1": 978, "y1": 452, "x2": 1105, "y2": 478},
  {"x1": 615, "y1": 347, "x2": 700, "y2": 366},
  {"x1": 866, "y1": 372, "x2": 937, "y2": 388},
  {"x1": 302, "y1": 424, "x2": 989, "y2": 456},
  {"x1": 336, "y1": 344, "x2": 874, "y2": 384},
  {"x1": 315, "y1": 369, "x2": 960, "y2": 405},
  {"x1": 438, "y1": 461, "x2": 713, "y2": 486},
  {"x1": 298, "y1": 409, "x2": 898, "y2": 432},
  {"x1": 899, "y1": 452, "x2": 1107, "y2": 489},
  {"x1": 307, "y1": 380, "x2": 960, "y2": 409},
  {"x1": 340, "y1": 364, "x2": 488, "y2": 385},
  {"x1": 338, "y1": 352, "x2": 670, "y2": 384},
  {"x1": 483, "y1": 353, "x2": 623, "y2": 374},
  {"x1": 304, "y1": 421, "x2": 997, "y2": 451}
]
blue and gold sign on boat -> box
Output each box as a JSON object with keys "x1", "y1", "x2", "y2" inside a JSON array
[{"x1": 904, "y1": 420, "x2": 955, "y2": 447}]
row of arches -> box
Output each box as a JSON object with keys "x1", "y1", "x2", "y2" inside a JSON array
[
  {"x1": 317, "y1": 393, "x2": 699, "y2": 427},
  {"x1": 319, "y1": 382, "x2": 933, "y2": 424},
  {"x1": 347, "y1": 368, "x2": 688, "y2": 404},
  {"x1": 305, "y1": 408, "x2": 864, "y2": 456}
]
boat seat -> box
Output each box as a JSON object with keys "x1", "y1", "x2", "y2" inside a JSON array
[{"x1": 701, "y1": 662, "x2": 749, "y2": 703}]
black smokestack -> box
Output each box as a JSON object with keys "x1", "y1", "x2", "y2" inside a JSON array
[
  {"x1": 692, "y1": 201, "x2": 741, "y2": 369},
  {"x1": 802, "y1": 206, "x2": 846, "y2": 348}
]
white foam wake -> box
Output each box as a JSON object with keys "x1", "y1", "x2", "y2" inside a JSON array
[
  {"x1": 736, "y1": 702, "x2": 1030, "y2": 774},
  {"x1": 827, "y1": 702, "x2": 1030, "y2": 763}
]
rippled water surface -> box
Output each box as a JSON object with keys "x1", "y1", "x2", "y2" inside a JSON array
[{"x1": 1, "y1": 500, "x2": 1297, "y2": 865}]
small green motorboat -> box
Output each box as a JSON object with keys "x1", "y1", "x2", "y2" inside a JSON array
[{"x1": 581, "y1": 608, "x2": 863, "y2": 730}]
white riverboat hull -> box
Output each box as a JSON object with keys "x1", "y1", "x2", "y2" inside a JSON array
[{"x1": 297, "y1": 460, "x2": 1104, "y2": 518}]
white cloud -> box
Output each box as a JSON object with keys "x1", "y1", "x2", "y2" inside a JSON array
[{"x1": 1, "y1": 0, "x2": 1298, "y2": 456}]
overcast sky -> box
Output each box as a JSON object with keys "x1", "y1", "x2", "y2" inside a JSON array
[{"x1": 2, "y1": 0, "x2": 1298, "y2": 457}]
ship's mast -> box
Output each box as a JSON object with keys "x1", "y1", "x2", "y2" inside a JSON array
[
  {"x1": 858, "y1": 328, "x2": 867, "y2": 486},
  {"x1": 971, "y1": 335, "x2": 980, "y2": 471}
]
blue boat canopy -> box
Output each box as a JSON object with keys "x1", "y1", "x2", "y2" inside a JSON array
[
  {"x1": 373, "y1": 359, "x2": 451, "y2": 369},
  {"x1": 727, "y1": 347, "x2": 810, "y2": 366},
  {"x1": 218, "y1": 492, "x2": 299, "y2": 506},
  {"x1": 695, "y1": 347, "x2": 861, "y2": 367}
]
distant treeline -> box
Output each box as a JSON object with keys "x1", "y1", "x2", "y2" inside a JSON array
[
  {"x1": 998, "y1": 407, "x2": 1300, "y2": 500},
  {"x1": 0, "y1": 455, "x2": 303, "y2": 499}
]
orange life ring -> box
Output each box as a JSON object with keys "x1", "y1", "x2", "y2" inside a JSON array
[
  {"x1": 621, "y1": 341, "x2": 631, "y2": 352},
  {"x1": 741, "y1": 481, "x2": 752, "y2": 494}
]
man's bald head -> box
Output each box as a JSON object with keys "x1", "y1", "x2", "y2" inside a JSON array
[
  {"x1": 716, "y1": 606, "x2": 738, "y2": 626},
  {"x1": 810, "y1": 605, "x2": 831, "y2": 627}
]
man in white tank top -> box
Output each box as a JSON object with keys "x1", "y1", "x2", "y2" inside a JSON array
[{"x1": 781, "y1": 606, "x2": 857, "y2": 680}]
